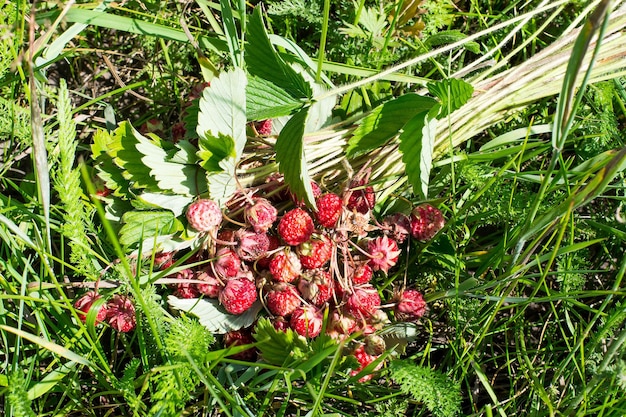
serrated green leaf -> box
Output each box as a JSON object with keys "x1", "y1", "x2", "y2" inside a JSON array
[
  {"x1": 427, "y1": 78, "x2": 474, "y2": 119},
  {"x1": 137, "y1": 193, "x2": 193, "y2": 218},
  {"x1": 119, "y1": 210, "x2": 182, "y2": 247},
  {"x1": 398, "y1": 110, "x2": 437, "y2": 199},
  {"x1": 206, "y1": 170, "x2": 238, "y2": 207},
  {"x1": 423, "y1": 30, "x2": 480, "y2": 54},
  {"x1": 253, "y1": 318, "x2": 308, "y2": 365},
  {"x1": 197, "y1": 133, "x2": 237, "y2": 172},
  {"x1": 246, "y1": 75, "x2": 304, "y2": 120},
  {"x1": 346, "y1": 94, "x2": 437, "y2": 158},
  {"x1": 275, "y1": 107, "x2": 316, "y2": 208},
  {"x1": 246, "y1": 7, "x2": 312, "y2": 100}
]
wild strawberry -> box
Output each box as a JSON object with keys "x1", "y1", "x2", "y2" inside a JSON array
[
  {"x1": 367, "y1": 236, "x2": 401, "y2": 274},
  {"x1": 171, "y1": 121, "x2": 186, "y2": 142},
  {"x1": 235, "y1": 229, "x2": 270, "y2": 261},
  {"x1": 290, "y1": 305, "x2": 324, "y2": 338},
  {"x1": 265, "y1": 282, "x2": 302, "y2": 317},
  {"x1": 346, "y1": 180, "x2": 375, "y2": 214},
  {"x1": 269, "y1": 249, "x2": 302, "y2": 283},
  {"x1": 298, "y1": 234, "x2": 333, "y2": 269},
  {"x1": 410, "y1": 204, "x2": 445, "y2": 241},
  {"x1": 219, "y1": 275, "x2": 257, "y2": 315},
  {"x1": 350, "y1": 263, "x2": 373, "y2": 285},
  {"x1": 351, "y1": 345, "x2": 382, "y2": 382},
  {"x1": 153, "y1": 251, "x2": 174, "y2": 270},
  {"x1": 74, "y1": 291, "x2": 108, "y2": 324},
  {"x1": 298, "y1": 269, "x2": 334, "y2": 307},
  {"x1": 272, "y1": 316, "x2": 290, "y2": 332},
  {"x1": 106, "y1": 295, "x2": 136, "y2": 333},
  {"x1": 363, "y1": 334, "x2": 386, "y2": 356},
  {"x1": 257, "y1": 234, "x2": 280, "y2": 269},
  {"x1": 278, "y1": 208, "x2": 315, "y2": 246},
  {"x1": 213, "y1": 247, "x2": 241, "y2": 278},
  {"x1": 223, "y1": 328, "x2": 257, "y2": 361},
  {"x1": 382, "y1": 212, "x2": 412, "y2": 244},
  {"x1": 173, "y1": 268, "x2": 199, "y2": 299},
  {"x1": 186, "y1": 199, "x2": 222, "y2": 233},
  {"x1": 245, "y1": 197, "x2": 277, "y2": 233},
  {"x1": 394, "y1": 289, "x2": 427, "y2": 321},
  {"x1": 195, "y1": 269, "x2": 223, "y2": 298},
  {"x1": 140, "y1": 118, "x2": 164, "y2": 137},
  {"x1": 254, "y1": 119, "x2": 273, "y2": 136},
  {"x1": 328, "y1": 310, "x2": 359, "y2": 336},
  {"x1": 315, "y1": 193, "x2": 342, "y2": 228},
  {"x1": 345, "y1": 285, "x2": 381, "y2": 320}
]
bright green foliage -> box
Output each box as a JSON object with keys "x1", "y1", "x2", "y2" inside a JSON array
[
  {"x1": 119, "y1": 210, "x2": 182, "y2": 247},
  {"x1": 399, "y1": 109, "x2": 437, "y2": 199},
  {"x1": 7, "y1": 370, "x2": 36, "y2": 417},
  {"x1": 389, "y1": 360, "x2": 462, "y2": 417},
  {"x1": 253, "y1": 317, "x2": 309, "y2": 365},
  {"x1": 165, "y1": 316, "x2": 215, "y2": 359},
  {"x1": 111, "y1": 359, "x2": 146, "y2": 415},
  {"x1": 427, "y1": 78, "x2": 474, "y2": 119},
  {"x1": 267, "y1": 0, "x2": 323, "y2": 24}
]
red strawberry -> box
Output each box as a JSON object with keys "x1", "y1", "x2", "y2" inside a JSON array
[
  {"x1": 74, "y1": 291, "x2": 108, "y2": 324},
  {"x1": 269, "y1": 249, "x2": 302, "y2": 283},
  {"x1": 186, "y1": 199, "x2": 222, "y2": 232},
  {"x1": 223, "y1": 328, "x2": 257, "y2": 361},
  {"x1": 106, "y1": 295, "x2": 136, "y2": 333},
  {"x1": 297, "y1": 234, "x2": 333, "y2": 269},
  {"x1": 257, "y1": 234, "x2": 280, "y2": 269},
  {"x1": 410, "y1": 204, "x2": 445, "y2": 241},
  {"x1": 245, "y1": 197, "x2": 277, "y2": 233},
  {"x1": 265, "y1": 282, "x2": 302, "y2": 317},
  {"x1": 382, "y1": 212, "x2": 412, "y2": 244},
  {"x1": 328, "y1": 310, "x2": 359, "y2": 337},
  {"x1": 345, "y1": 285, "x2": 381, "y2": 320},
  {"x1": 350, "y1": 263, "x2": 373, "y2": 285},
  {"x1": 235, "y1": 229, "x2": 270, "y2": 261},
  {"x1": 290, "y1": 305, "x2": 324, "y2": 338},
  {"x1": 195, "y1": 269, "x2": 223, "y2": 298},
  {"x1": 213, "y1": 247, "x2": 241, "y2": 278},
  {"x1": 219, "y1": 275, "x2": 257, "y2": 315},
  {"x1": 367, "y1": 236, "x2": 401, "y2": 274},
  {"x1": 350, "y1": 345, "x2": 382, "y2": 382},
  {"x1": 173, "y1": 268, "x2": 199, "y2": 299},
  {"x1": 315, "y1": 193, "x2": 342, "y2": 228},
  {"x1": 278, "y1": 208, "x2": 314, "y2": 246},
  {"x1": 254, "y1": 119, "x2": 273, "y2": 136},
  {"x1": 153, "y1": 251, "x2": 174, "y2": 270},
  {"x1": 298, "y1": 269, "x2": 334, "y2": 307},
  {"x1": 346, "y1": 179, "x2": 375, "y2": 214},
  {"x1": 394, "y1": 289, "x2": 427, "y2": 321}
]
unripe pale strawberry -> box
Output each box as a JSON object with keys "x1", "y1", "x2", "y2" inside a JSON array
[
  {"x1": 195, "y1": 269, "x2": 223, "y2": 298},
  {"x1": 290, "y1": 305, "x2": 324, "y2": 338},
  {"x1": 245, "y1": 197, "x2": 277, "y2": 233},
  {"x1": 106, "y1": 295, "x2": 136, "y2": 333},
  {"x1": 265, "y1": 282, "x2": 302, "y2": 317},
  {"x1": 297, "y1": 234, "x2": 333, "y2": 269},
  {"x1": 278, "y1": 208, "x2": 314, "y2": 246},
  {"x1": 315, "y1": 193, "x2": 342, "y2": 228},
  {"x1": 367, "y1": 236, "x2": 401, "y2": 274},
  {"x1": 410, "y1": 204, "x2": 445, "y2": 241},
  {"x1": 235, "y1": 229, "x2": 270, "y2": 261},
  {"x1": 394, "y1": 289, "x2": 427, "y2": 321},
  {"x1": 219, "y1": 275, "x2": 258, "y2": 315},
  {"x1": 298, "y1": 269, "x2": 334, "y2": 307},
  {"x1": 186, "y1": 199, "x2": 222, "y2": 232},
  {"x1": 213, "y1": 247, "x2": 241, "y2": 278},
  {"x1": 74, "y1": 291, "x2": 108, "y2": 324},
  {"x1": 269, "y1": 249, "x2": 302, "y2": 283}
]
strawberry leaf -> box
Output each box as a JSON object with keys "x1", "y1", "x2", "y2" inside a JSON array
[
  {"x1": 398, "y1": 109, "x2": 438, "y2": 199},
  {"x1": 253, "y1": 318, "x2": 308, "y2": 365},
  {"x1": 346, "y1": 94, "x2": 437, "y2": 158},
  {"x1": 247, "y1": 76, "x2": 304, "y2": 120},
  {"x1": 197, "y1": 133, "x2": 237, "y2": 172},
  {"x1": 119, "y1": 210, "x2": 183, "y2": 247},
  {"x1": 167, "y1": 296, "x2": 263, "y2": 334},
  {"x1": 137, "y1": 193, "x2": 193, "y2": 218},
  {"x1": 275, "y1": 106, "x2": 317, "y2": 208},
  {"x1": 427, "y1": 78, "x2": 474, "y2": 119}
]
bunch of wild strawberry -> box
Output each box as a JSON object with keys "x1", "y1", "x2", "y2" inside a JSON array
[
  {"x1": 170, "y1": 171, "x2": 445, "y2": 378},
  {"x1": 73, "y1": 291, "x2": 137, "y2": 333}
]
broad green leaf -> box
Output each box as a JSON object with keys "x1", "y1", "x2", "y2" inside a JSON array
[
  {"x1": 197, "y1": 133, "x2": 237, "y2": 172},
  {"x1": 245, "y1": 7, "x2": 312, "y2": 100},
  {"x1": 423, "y1": 30, "x2": 480, "y2": 54},
  {"x1": 427, "y1": 78, "x2": 474, "y2": 119},
  {"x1": 167, "y1": 296, "x2": 263, "y2": 334},
  {"x1": 246, "y1": 76, "x2": 304, "y2": 120},
  {"x1": 137, "y1": 193, "x2": 193, "y2": 218},
  {"x1": 398, "y1": 110, "x2": 438, "y2": 199},
  {"x1": 253, "y1": 318, "x2": 308, "y2": 365},
  {"x1": 275, "y1": 107, "x2": 316, "y2": 208},
  {"x1": 206, "y1": 170, "x2": 239, "y2": 207},
  {"x1": 346, "y1": 94, "x2": 437, "y2": 158},
  {"x1": 119, "y1": 210, "x2": 182, "y2": 247}
]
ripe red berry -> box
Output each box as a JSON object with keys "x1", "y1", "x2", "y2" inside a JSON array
[
  {"x1": 213, "y1": 247, "x2": 241, "y2": 278},
  {"x1": 315, "y1": 193, "x2": 343, "y2": 228},
  {"x1": 350, "y1": 263, "x2": 373, "y2": 285},
  {"x1": 256, "y1": 234, "x2": 280, "y2": 269},
  {"x1": 195, "y1": 269, "x2": 223, "y2": 298},
  {"x1": 297, "y1": 234, "x2": 333, "y2": 269},
  {"x1": 254, "y1": 119, "x2": 273, "y2": 136},
  {"x1": 291, "y1": 181, "x2": 322, "y2": 208},
  {"x1": 74, "y1": 291, "x2": 108, "y2": 324},
  {"x1": 410, "y1": 204, "x2": 445, "y2": 241},
  {"x1": 394, "y1": 289, "x2": 427, "y2": 321},
  {"x1": 298, "y1": 269, "x2": 334, "y2": 307},
  {"x1": 278, "y1": 208, "x2": 314, "y2": 246},
  {"x1": 235, "y1": 229, "x2": 270, "y2": 261},
  {"x1": 350, "y1": 345, "x2": 382, "y2": 382},
  {"x1": 186, "y1": 199, "x2": 222, "y2": 232},
  {"x1": 173, "y1": 268, "x2": 200, "y2": 299},
  {"x1": 269, "y1": 249, "x2": 302, "y2": 283},
  {"x1": 345, "y1": 285, "x2": 381, "y2": 320},
  {"x1": 219, "y1": 276, "x2": 258, "y2": 315},
  {"x1": 346, "y1": 180, "x2": 375, "y2": 214},
  {"x1": 265, "y1": 282, "x2": 302, "y2": 317},
  {"x1": 367, "y1": 236, "x2": 401, "y2": 274},
  {"x1": 290, "y1": 305, "x2": 324, "y2": 338},
  {"x1": 244, "y1": 197, "x2": 277, "y2": 233},
  {"x1": 223, "y1": 328, "x2": 257, "y2": 361},
  {"x1": 106, "y1": 295, "x2": 136, "y2": 332}
]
